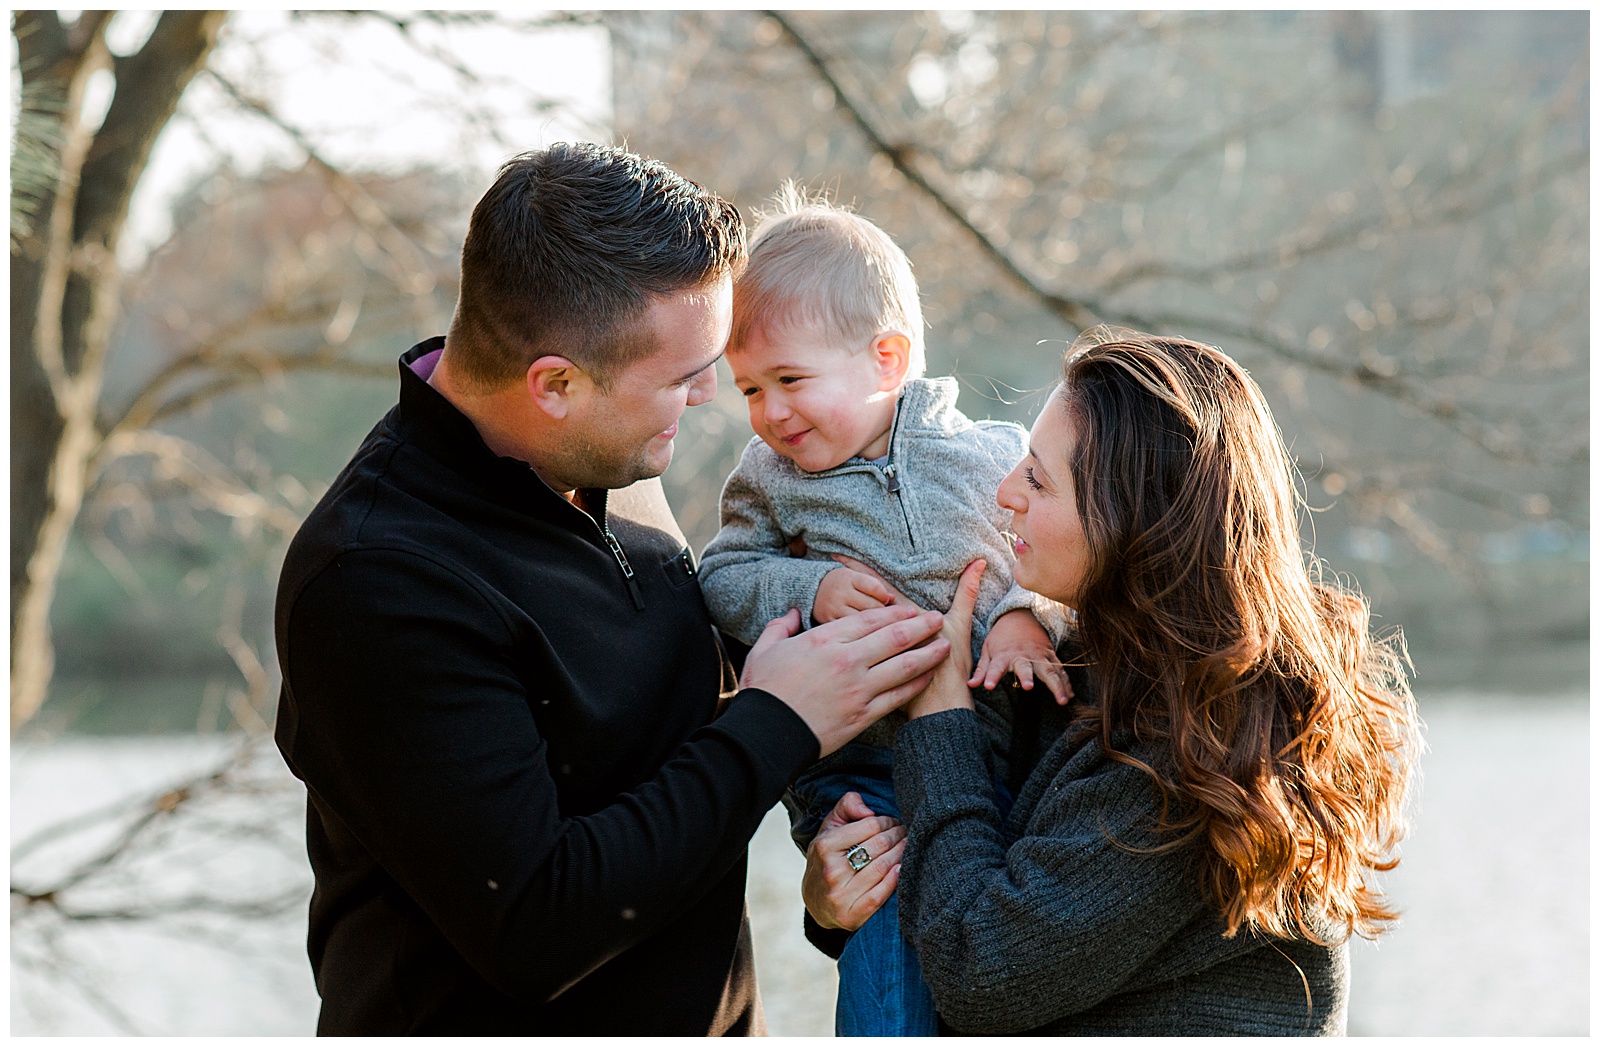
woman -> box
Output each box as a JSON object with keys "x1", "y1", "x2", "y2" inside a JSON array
[{"x1": 803, "y1": 330, "x2": 1421, "y2": 1035}]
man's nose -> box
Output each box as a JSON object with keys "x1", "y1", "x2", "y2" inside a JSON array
[{"x1": 687, "y1": 367, "x2": 717, "y2": 407}]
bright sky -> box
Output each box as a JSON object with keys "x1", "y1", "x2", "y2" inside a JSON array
[{"x1": 82, "y1": 11, "x2": 612, "y2": 266}]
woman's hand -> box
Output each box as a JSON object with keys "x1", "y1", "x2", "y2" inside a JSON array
[
  {"x1": 906, "y1": 559, "x2": 985, "y2": 720},
  {"x1": 974, "y1": 609, "x2": 1073, "y2": 705},
  {"x1": 802, "y1": 792, "x2": 907, "y2": 932}
]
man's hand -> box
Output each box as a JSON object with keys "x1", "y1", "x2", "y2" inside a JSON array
[
  {"x1": 974, "y1": 609, "x2": 1073, "y2": 705},
  {"x1": 740, "y1": 605, "x2": 949, "y2": 757},
  {"x1": 813, "y1": 566, "x2": 899, "y2": 623},
  {"x1": 802, "y1": 792, "x2": 905, "y2": 932}
]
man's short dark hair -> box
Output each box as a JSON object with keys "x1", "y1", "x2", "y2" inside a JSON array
[{"x1": 448, "y1": 143, "x2": 746, "y2": 388}]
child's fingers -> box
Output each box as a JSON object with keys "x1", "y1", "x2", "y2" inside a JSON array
[
  {"x1": 983, "y1": 657, "x2": 1006, "y2": 691},
  {"x1": 1016, "y1": 659, "x2": 1036, "y2": 691},
  {"x1": 855, "y1": 574, "x2": 894, "y2": 606},
  {"x1": 969, "y1": 649, "x2": 991, "y2": 688},
  {"x1": 1038, "y1": 661, "x2": 1068, "y2": 704}
]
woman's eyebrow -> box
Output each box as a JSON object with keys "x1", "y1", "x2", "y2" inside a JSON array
[{"x1": 1026, "y1": 445, "x2": 1051, "y2": 483}]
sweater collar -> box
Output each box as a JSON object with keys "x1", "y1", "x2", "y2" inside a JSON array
[{"x1": 887, "y1": 377, "x2": 968, "y2": 451}]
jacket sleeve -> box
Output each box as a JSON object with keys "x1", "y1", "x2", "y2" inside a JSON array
[
  {"x1": 699, "y1": 444, "x2": 839, "y2": 642},
  {"x1": 279, "y1": 548, "x2": 819, "y2": 1007},
  {"x1": 891, "y1": 709, "x2": 1209, "y2": 1033}
]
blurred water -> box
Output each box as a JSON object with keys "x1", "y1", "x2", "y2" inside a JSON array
[{"x1": 9, "y1": 692, "x2": 1588, "y2": 1035}]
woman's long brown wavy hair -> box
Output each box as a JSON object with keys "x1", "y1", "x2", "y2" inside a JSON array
[{"x1": 1056, "y1": 328, "x2": 1421, "y2": 945}]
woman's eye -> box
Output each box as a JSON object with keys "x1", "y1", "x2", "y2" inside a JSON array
[{"x1": 1024, "y1": 467, "x2": 1044, "y2": 491}]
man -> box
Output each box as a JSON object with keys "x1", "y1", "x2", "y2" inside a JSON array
[{"x1": 273, "y1": 143, "x2": 948, "y2": 1034}]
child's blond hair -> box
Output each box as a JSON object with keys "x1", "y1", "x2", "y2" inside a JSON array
[{"x1": 730, "y1": 183, "x2": 926, "y2": 378}]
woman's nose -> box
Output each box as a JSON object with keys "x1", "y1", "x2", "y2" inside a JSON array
[{"x1": 996, "y1": 465, "x2": 1025, "y2": 511}]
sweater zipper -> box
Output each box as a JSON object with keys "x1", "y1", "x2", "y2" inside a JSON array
[{"x1": 882, "y1": 410, "x2": 916, "y2": 549}]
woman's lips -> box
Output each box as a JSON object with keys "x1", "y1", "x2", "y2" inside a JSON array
[{"x1": 1005, "y1": 530, "x2": 1030, "y2": 556}]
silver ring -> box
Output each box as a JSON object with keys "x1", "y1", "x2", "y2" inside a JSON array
[{"x1": 846, "y1": 845, "x2": 872, "y2": 871}]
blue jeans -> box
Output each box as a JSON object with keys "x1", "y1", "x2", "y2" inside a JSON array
[{"x1": 785, "y1": 743, "x2": 1011, "y2": 1037}]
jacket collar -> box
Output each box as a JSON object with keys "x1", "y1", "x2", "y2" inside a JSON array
[{"x1": 391, "y1": 338, "x2": 601, "y2": 523}]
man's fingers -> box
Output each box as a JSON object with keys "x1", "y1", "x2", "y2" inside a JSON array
[
  {"x1": 844, "y1": 611, "x2": 940, "y2": 669},
  {"x1": 865, "y1": 631, "x2": 951, "y2": 698},
  {"x1": 809, "y1": 603, "x2": 928, "y2": 644},
  {"x1": 753, "y1": 608, "x2": 801, "y2": 647},
  {"x1": 740, "y1": 609, "x2": 801, "y2": 687}
]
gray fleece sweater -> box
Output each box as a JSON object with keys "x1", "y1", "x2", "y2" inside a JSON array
[
  {"x1": 700, "y1": 377, "x2": 1069, "y2": 750},
  {"x1": 893, "y1": 706, "x2": 1349, "y2": 1035},
  {"x1": 700, "y1": 377, "x2": 1067, "y2": 653}
]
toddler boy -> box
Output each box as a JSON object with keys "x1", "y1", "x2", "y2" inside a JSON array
[{"x1": 698, "y1": 187, "x2": 1070, "y2": 1035}]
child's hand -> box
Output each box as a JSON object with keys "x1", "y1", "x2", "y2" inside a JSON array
[
  {"x1": 973, "y1": 609, "x2": 1072, "y2": 704},
  {"x1": 813, "y1": 566, "x2": 899, "y2": 623}
]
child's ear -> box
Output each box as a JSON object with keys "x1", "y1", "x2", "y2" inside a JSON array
[{"x1": 871, "y1": 331, "x2": 913, "y2": 391}]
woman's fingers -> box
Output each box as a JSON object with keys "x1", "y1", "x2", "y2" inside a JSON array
[
  {"x1": 819, "y1": 791, "x2": 878, "y2": 833},
  {"x1": 849, "y1": 860, "x2": 902, "y2": 923},
  {"x1": 949, "y1": 559, "x2": 985, "y2": 627},
  {"x1": 815, "y1": 814, "x2": 905, "y2": 857}
]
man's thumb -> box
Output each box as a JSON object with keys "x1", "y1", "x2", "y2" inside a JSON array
[{"x1": 751, "y1": 608, "x2": 801, "y2": 652}]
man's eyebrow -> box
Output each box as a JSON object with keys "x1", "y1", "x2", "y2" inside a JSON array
[{"x1": 675, "y1": 350, "x2": 724, "y2": 385}]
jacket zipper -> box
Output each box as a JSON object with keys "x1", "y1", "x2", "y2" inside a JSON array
[
  {"x1": 600, "y1": 526, "x2": 646, "y2": 611},
  {"x1": 572, "y1": 487, "x2": 646, "y2": 611}
]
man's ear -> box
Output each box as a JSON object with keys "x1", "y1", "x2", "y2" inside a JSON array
[
  {"x1": 871, "y1": 332, "x2": 913, "y2": 392},
  {"x1": 525, "y1": 355, "x2": 594, "y2": 419}
]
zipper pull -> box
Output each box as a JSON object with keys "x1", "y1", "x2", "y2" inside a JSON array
[
  {"x1": 884, "y1": 463, "x2": 902, "y2": 493},
  {"x1": 602, "y1": 529, "x2": 646, "y2": 611}
]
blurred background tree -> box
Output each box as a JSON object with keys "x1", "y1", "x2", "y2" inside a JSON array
[{"x1": 608, "y1": 9, "x2": 1588, "y2": 691}]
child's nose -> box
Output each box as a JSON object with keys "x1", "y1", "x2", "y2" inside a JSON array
[{"x1": 764, "y1": 399, "x2": 792, "y2": 425}]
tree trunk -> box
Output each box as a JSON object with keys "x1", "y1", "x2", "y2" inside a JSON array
[{"x1": 10, "y1": 11, "x2": 227, "y2": 734}]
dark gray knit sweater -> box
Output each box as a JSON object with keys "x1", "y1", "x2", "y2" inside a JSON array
[{"x1": 893, "y1": 707, "x2": 1348, "y2": 1035}]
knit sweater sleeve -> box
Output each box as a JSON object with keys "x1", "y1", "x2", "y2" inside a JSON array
[
  {"x1": 699, "y1": 441, "x2": 839, "y2": 641},
  {"x1": 280, "y1": 549, "x2": 818, "y2": 1007},
  {"x1": 893, "y1": 708, "x2": 1205, "y2": 1034}
]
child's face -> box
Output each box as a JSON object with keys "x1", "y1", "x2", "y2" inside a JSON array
[{"x1": 729, "y1": 326, "x2": 902, "y2": 473}]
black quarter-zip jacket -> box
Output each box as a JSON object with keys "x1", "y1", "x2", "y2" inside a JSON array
[{"x1": 273, "y1": 338, "x2": 820, "y2": 1034}]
